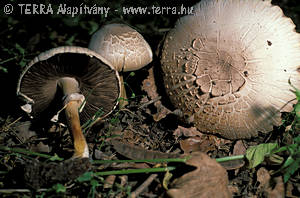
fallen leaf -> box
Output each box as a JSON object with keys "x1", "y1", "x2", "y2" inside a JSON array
[
  {"x1": 110, "y1": 139, "x2": 180, "y2": 160},
  {"x1": 180, "y1": 137, "x2": 215, "y2": 153},
  {"x1": 227, "y1": 185, "x2": 239, "y2": 195},
  {"x1": 285, "y1": 181, "x2": 298, "y2": 198},
  {"x1": 266, "y1": 177, "x2": 285, "y2": 198},
  {"x1": 233, "y1": 140, "x2": 246, "y2": 156},
  {"x1": 218, "y1": 140, "x2": 245, "y2": 171},
  {"x1": 173, "y1": 126, "x2": 203, "y2": 138},
  {"x1": 141, "y1": 68, "x2": 159, "y2": 100},
  {"x1": 104, "y1": 175, "x2": 116, "y2": 189},
  {"x1": 257, "y1": 167, "x2": 271, "y2": 192},
  {"x1": 29, "y1": 142, "x2": 50, "y2": 153},
  {"x1": 167, "y1": 152, "x2": 231, "y2": 198},
  {"x1": 15, "y1": 121, "x2": 37, "y2": 142},
  {"x1": 141, "y1": 68, "x2": 171, "y2": 121}
]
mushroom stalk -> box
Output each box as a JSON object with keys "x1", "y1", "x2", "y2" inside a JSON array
[
  {"x1": 119, "y1": 75, "x2": 128, "y2": 107},
  {"x1": 58, "y1": 77, "x2": 88, "y2": 158}
]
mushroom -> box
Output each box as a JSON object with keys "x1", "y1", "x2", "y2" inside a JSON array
[
  {"x1": 17, "y1": 46, "x2": 121, "y2": 158},
  {"x1": 88, "y1": 23, "x2": 153, "y2": 106},
  {"x1": 161, "y1": 0, "x2": 300, "y2": 139}
]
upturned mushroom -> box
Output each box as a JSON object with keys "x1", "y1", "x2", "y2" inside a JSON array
[
  {"x1": 17, "y1": 46, "x2": 121, "y2": 158},
  {"x1": 161, "y1": 0, "x2": 300, "y2": 139},
  {"x1": 88, "y1": 23, "x2": 153, "y2": 105}
]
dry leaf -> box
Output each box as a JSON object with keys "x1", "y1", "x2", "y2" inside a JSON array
[
  {"x1": 141, "y1": 68, "x2": 159, "y2": 100},
  {"x1": 257, "y1": 167, "x2": 271, "y2": 192},
  {"x1": 15, "y1": 121, "x2": 37, "y2": 142},
  {"x1": 173, "y1": 126, "x2": 203, "y2": 138},
  {"x1": 180, "y1": 137, "x2": 215, "y2": 153},
  {"x1": 256, "y1": 168, "x2": 285, "y2": 198},
  {"x1": 30, "y1": 142, "x2": 50, "y2": 153},
  {"x1": 110, "y1": 139, "x2": 180, "y2": 160},
  {"x1": 233, "y1": 140, "x2": 246, "y2": 156},
  {"x1": 104, "y1": 175, "x2": 116, "y2": 189},
  {"x1": 285, "y1": 181, "x2": 298, "y2": 198},
  {"x1": 141, "y1": 67, "x2": 171, "y2": 121},
  {"x1": 167, "y1": 152, "x2": 231, "y2": 198},
  {"x1": 217, "y1": 140, "x2": 246, "y2": 171},
  {"x1": 266, "y1": 177, "x2": 285, "y2": 198}
]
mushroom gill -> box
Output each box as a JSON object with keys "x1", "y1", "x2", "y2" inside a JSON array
[
  {"x1": 161, "y1": 0, "x2": 300, "y2": 139},
  {"x1": 17, "y1": 46, "x2": 121, "y2": 157}
]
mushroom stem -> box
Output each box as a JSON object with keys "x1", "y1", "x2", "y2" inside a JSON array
[
  {"x1": 65, "y1": 100, "x2": 89, "y2": 158},
  {"x1": 57, "y1": 77, "x2": 80, "y2": 95},
  {"x1": 119, "y1": 75, "x2": 128, "y2": 107},
  {"x1": 58, "y1": 77, "x2": 89, "y2": 158}
]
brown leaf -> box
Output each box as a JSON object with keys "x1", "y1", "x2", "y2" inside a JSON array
[
  {"x1": 104, "y1": 175, "x2": 116, "y2": 189},
  {"x1": 233, "y1": 140, "x2": 246, "y2": 156},
  {"x1": 219, "y1": 159, "x2": 245, "y2": 171},
  {"x1": 173, "y1": 126, "x2": 203, "y2": 138},
  {"x1": 29, "y1": 142, "x2": 50, "y2": 153},
  {"x1": 256, "y1": 168, "x2": 285, "y2": 198},
  {"x1": 266, "y1": 177, "x2": 285, "y2": 198},
  {"x1": 218, "y1": 140, "x2": 246, "y2": 171},
  {"x1": 180, "y1": 137, "x2": 215, "y2": 153},
  {"x1": 141, "y1": 67, "x2": 171, "y2": 121},
  {"x1": 286, "y1": 181, "x2": 298, "y2": 198},
  {"x1": 167, "y1": 152, "x2": 231, "y2": 198},
  {"x1": 257, "y1": 167, "x2": 271, "y2": 192},
  {"x1": 110, "y1": 139, "x2": 180, "y2": 160},
  {"x1": 141, "y1": 68, "x2": 159, "y2": 100},
  {"x1": 15, "y1": 121, "x2": 37, "y2": 142}
]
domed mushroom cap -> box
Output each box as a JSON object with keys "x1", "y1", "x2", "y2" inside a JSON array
[
  {"x1": 161, "y1": 0, "x2": 300, "y2": 139},
  {"x1": 17, "y1": 46, "x2": 121, "y2": 124},
  {"x1": 88, "y1": 23, "x2": 153, "y2": 72}
]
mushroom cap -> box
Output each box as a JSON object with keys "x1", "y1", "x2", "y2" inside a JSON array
[
  {"x1": 88, "y1": 23, "x2": 153, "y2": 72},
  {"x1": 17, "y1": 46, "x2": 121, "y2": 124},
  {"x1": 161, "y1": 0, "x2": 300, "y2": 139}
]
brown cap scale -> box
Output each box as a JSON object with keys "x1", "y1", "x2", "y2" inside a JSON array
[
  {"x1": 17, "y1": 46, "x2": 121, "y2": 157},
  {"x1": 88, "y1": 23, "x2": 153, "y2": 72},
  {"x1": 161, "y1": 0, "x2": 300, "y2": 139}
]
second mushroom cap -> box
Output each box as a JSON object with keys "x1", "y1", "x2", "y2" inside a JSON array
[{"x1": 88, "y1": 23, "x2": 153, "y2": 72}]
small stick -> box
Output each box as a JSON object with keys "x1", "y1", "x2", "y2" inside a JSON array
[{"x1": 130, "y1": 174, "x2": 158, "y2": 198}]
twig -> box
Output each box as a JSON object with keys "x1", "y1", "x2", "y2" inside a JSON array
[
  {"x1": 130, "y1": 174, "x2": 158, "y2": 198},
  {"x1": 4, "y1": 116, "x2": 22, "y2": 130},
  {"x1": 139, "y1": 96, "x2": 162, "y2": 109}
]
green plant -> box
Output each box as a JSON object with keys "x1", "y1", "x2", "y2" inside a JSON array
[{"x1": 0, "y1": 44, "x2": 35, "y2": 73}]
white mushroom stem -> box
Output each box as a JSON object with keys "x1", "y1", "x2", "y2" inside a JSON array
[
  {"x1": 119, "y1": 75, "x2": 128, "y2": 107},
  {"x1": 57, "y1": 77, "x2": 89, "y2": 158}
]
